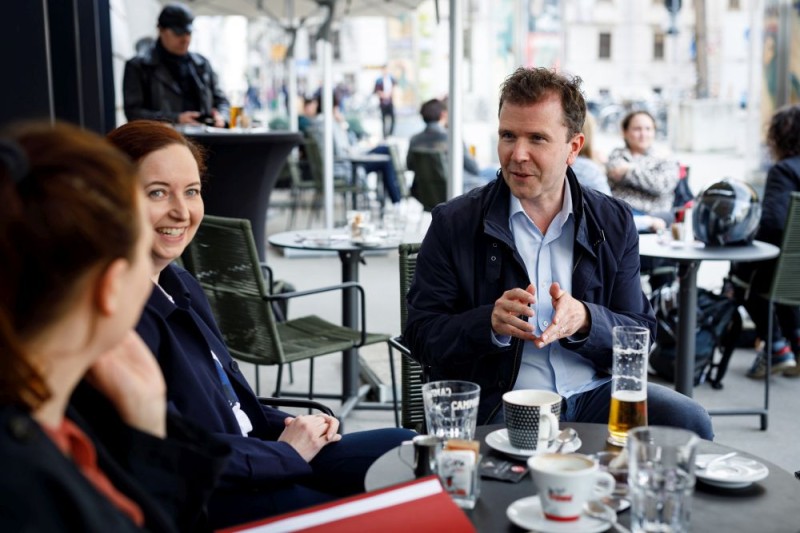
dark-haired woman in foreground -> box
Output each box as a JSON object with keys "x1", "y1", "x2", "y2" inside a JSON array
[{"x1": 0, "y1": 122, "x2": 227, "y2": 531}]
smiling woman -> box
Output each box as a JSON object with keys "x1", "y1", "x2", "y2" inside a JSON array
[{"x1": 107, "y1": 119, "x2": 414, "y2": 529}]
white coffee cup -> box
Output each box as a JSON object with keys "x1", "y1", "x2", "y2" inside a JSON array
[
  {"x1": 502, "y1": 389, "x2": 561, "y2": 450},
  {"x1": 529, "y1": 453, "x2": 615, "y2": 522}
]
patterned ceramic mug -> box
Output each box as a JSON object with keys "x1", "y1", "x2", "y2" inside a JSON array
[{"x1": 502, "y1": 389, "x2": 561, "y2": 450}]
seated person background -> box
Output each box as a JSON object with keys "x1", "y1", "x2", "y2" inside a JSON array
[
  {"x1": 569, "y1": 113, "x2": 611, "y2": 195},
  {"x1": 731, "y1": 104, "x2": 800, "y2": 379},
  {"x1": 606, "y1": 110, "x2": 679, "y2": 229},
  {"x1": 0, "y1": 123, "x2": 226, "y2": 531},
  {"x1": 404, "y1": 67, "x2": 713, "y2": 441},
  {"x1": 407, "y1": 98, "x2": 496, "y2": 192},
  {"x1": 107, "y1": 120, "x2": 414, "y2": 529},
  {"x1": 307, "y1": 92, "x2": 402, "y2": 204}
]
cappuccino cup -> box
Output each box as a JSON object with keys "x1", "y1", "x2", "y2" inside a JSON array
[{"x1": 529, "y1": 453, "x2": 615, "y2": 521}]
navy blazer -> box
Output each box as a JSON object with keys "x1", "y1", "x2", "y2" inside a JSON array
[
  {"x1": 0, "y1": 396, "x2": 226, "y2": 532},
  {"x1": 405, "y1": 170, "x2": 656, "y2": 423},
  {"x1": 136, "y1": 265, "x2": 312, "y2": 491}
]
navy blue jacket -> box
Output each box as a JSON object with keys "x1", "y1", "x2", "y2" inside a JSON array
[
  {"x1": 136, "y1": 265, "x2": 312, "y2": 492},
  {"x1": 404, "y1": 169, "x2": 656, "y2": 423},
  {"x1": 0, "y1": 395, "x2": 227, "y2": 532}
]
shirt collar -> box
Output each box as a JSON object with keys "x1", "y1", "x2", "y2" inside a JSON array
[{"x1": 508, "y1": 179, "x2": 574, "y2": 231}]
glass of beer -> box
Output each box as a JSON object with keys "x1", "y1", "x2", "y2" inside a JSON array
[
  {"x1": 229, "y1": 106, "x2": 243, "y2": 129},
  {"x1": 608, "y1": 325, "x2": 650, "y2": 446}
]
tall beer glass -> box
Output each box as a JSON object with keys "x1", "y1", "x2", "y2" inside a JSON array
[{"x1": 608, "y1": 326, "x2": 650, "y2": 446}]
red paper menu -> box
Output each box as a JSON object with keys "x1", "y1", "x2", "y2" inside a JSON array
[{"x1": 217, "y1": 476, "x2": 476, "y2": 533}]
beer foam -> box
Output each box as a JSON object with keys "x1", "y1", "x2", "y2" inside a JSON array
[{"x1": 612, "y1": 389, "x2": 646, "y2": 402}]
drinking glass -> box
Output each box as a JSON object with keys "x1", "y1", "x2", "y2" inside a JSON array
[
  {"x1": 421, "y1": 380, "x2": 480, "y2": 440},
  {"x1": 608, "y1": 326, "x2": 650, "y2": 446},
  {"x1": 628, "y1": 426, "x2": 699, "y2": 533}
]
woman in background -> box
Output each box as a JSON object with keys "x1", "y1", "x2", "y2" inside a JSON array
[
  {"x1": 606, "y1": 110, "x2": 679, "y2": 227},
  {"x1": 0, "y1": 122, "x2": 225, "y2": 531},
  {"x1": 108, "y1": 119, "x2": 414, "y2": 529},
  {"x1": 732, "y1": 104, "x2": 800, "y2": 379}
]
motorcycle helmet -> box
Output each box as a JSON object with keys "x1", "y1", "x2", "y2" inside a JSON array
[{"x1": 692, "y1": 178, "x2": 761, "y2": 246}]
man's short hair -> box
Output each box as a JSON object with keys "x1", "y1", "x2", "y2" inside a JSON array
[
  {"x1": 158, "y1": 3, "x2": 194, "y2": 36},
  {"x1": 498, "y1": 67, "x2": 586, "y2": 140},
  {"x1": 420, "y1": 99, "x2": 445, "y2": 123}
]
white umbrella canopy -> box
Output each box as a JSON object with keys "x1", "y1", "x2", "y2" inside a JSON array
[{"x1": 182, "y1": 0, "x2": 426, "y2": 20}]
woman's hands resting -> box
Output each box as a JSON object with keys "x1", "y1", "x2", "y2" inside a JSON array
[{"x1": 278, "y1": 414, "x2": 342, "y2": 462}]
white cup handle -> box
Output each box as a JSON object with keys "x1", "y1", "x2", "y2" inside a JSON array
[
  {"x1": 541, "y1": 412, "x2": 560, "y2": 442},
  {"x1": 592, "y1": 471, "x2": 617, "y2": 499}
]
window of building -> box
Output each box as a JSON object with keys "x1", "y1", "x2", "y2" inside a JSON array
[
  {"x1": 654, "y1": 32, "x2": 665, "y2": 60},
  {"x1": 599, "y1": 32, "x2": 611, "y2": 59}
]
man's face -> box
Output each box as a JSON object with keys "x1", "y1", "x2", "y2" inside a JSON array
[
  {"x1": 159, "y1": 27, "x2": 192, "y2": 56},
  {"x1": 497, "y1": 93, "x2": 583, "y2": 206}
]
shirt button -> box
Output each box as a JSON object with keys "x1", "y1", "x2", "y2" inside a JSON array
[
  {"x1": 492, "y1": 242, "x2": 498, "y2": 248},
  {"x1": 540, "y1": 281, "x2": 548, "y2": 289},
  {"x1": 230, "y1": 360, "x2": 240, "y2": 373},
  {"x1": 542, "y1": 320, "x2": 549, "y2": 327}
]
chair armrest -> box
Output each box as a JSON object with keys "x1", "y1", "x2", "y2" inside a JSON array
[
  {"x1": 257, "y1": 397, "x2": 335, "y2": 417},
  {"x1": 259, "y1": 262, "x2": 274, "y2": 293},
  {"x1": 265, "y1": 282, "x2": 368, "y2": 347},
  {"x1": 389, "y1": 335, "x2": 411, "y2": 357}
]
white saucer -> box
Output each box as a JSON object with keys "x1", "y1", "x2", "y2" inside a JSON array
[
  {"x1": 485, "y1": 428, "x2": 582, "y2": 460},
  {"x1": 506, "y1": 495, "x2": 613, "y2": 533},
  {"x1": 695, "y1": 454, "x2": 769, "y2": 489}
]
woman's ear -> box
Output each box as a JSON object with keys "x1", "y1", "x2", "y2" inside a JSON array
[{"x1": 95, "y1": 258, "x2": 129, "y2": 316}]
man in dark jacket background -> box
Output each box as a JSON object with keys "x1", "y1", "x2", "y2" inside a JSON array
[
  {"x1": 404, "y1": 67, "x2": 713, "y2": 440},
  {"x1": 123, "y1": 3, "x2": 229, "y2": 126}
]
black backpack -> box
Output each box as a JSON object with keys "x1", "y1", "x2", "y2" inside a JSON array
[{"x1": 648, "y1": 282, "x2": 742, "y2": 389}]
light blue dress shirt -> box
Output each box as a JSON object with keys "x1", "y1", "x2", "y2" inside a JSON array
[{"x1": 493, "y1": 182, "x2": 607, "y2": 398}]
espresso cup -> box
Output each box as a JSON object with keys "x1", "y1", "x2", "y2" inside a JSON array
[
  {"x1": 502, "y1": 389, "x2": 561, "y2": 450},
  {"x1": 529, "y1": 453, "x2": 615, "y2": 522}
]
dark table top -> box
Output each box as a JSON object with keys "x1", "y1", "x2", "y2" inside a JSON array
[{"x1": 366, "y1": 423, "x2": 800, "y2": 532}]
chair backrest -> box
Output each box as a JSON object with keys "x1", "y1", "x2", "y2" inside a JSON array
[
  {"x1": 302, "y1": 134, "x2": 325, "y2": 188},
  {"x1": 398, "y1": 243, "x2": 426, "y2": 431},
  {"x1": 387, "y1": 143, "x2": 409, "y2": 198},
  {"x1": 181, "y1": 215, "x2": 285, "y2": 366},
  {"x1": 407, "y1": 148, "x2": 448, "y2": 212},
  {"x1": 769, "y1": 192, "x2": 800, "y2": 305}
]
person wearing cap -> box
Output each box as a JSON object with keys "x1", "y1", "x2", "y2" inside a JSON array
[{"x1": 123, "y1": 3, "x2": 229, "y2": 127}]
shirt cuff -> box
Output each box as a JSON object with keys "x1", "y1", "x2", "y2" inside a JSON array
[{"x1": 491, "y1": 330, "x2": 511, "y2": 347}]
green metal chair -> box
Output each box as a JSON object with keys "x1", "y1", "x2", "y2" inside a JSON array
[
  {"x1": 303, "y1": 134, "x2": 369, "y2": 223},
  {"x1": 181, "y1": 215, "x2": 399, "y2": 425},
  {"x1": 721, "y1": 192, "x2": 800, "y2": 430},
  {"x1": 407, "y1": 148, "x2": 448, "y2": 213},
  {"x1": 388, "y1": 243, "x2": 427, "y2": 432}
]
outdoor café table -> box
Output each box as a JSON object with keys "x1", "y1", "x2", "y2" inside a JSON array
[
  {"x1": 268, "y1": 228, "x2": 400, "y2": 421},
  {"x1": 185, "y1": 129, "x2": 302, "y2": 262},
  {"x1": 637, "y1": 234, "x2": 779, "y2": 397},
  {"x1": 365, "y1": 423, "x2": 800, "y2": 532}
]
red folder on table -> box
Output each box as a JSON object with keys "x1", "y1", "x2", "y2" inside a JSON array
[{"x1": 217, "y1": 476, "x2": 475, "y2": 533}]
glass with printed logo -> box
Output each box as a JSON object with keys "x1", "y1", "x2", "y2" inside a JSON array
[
  {"x1": 422, "y1": 380, "x2": 481, "y2": 440},
  {"x1": 608, "y1": 326, "x2": 650, "y2": 446}
]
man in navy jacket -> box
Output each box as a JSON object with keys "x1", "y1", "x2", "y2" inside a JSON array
[{"x1": 405, "y1": 67, "x2": 712, "y2": 440}]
